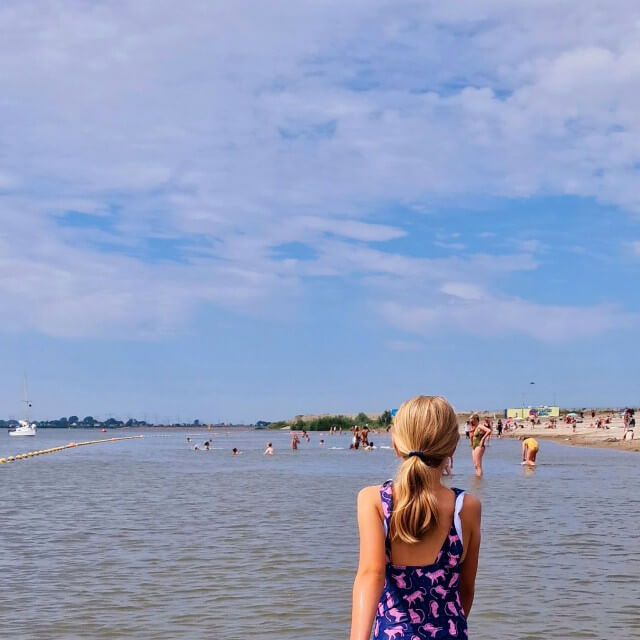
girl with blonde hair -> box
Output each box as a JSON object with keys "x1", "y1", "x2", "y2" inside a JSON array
[{"x1": 350, "y1": 396, "x2": 481, "y2": 640}]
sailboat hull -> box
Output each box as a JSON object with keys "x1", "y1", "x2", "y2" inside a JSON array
[{"x1": 9, "y1": 426, "x2": 37, "y2": 436}]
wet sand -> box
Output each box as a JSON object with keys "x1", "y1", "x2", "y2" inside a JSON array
[{"x1": 492, "y1": 415, "x2": 640, "y2": 453}]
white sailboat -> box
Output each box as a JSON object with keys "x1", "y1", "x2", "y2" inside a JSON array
[{"x1": 8, "y1": 376, "x2": 37, "y2": 437}]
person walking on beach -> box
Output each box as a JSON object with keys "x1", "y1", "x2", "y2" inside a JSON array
[
  {"x1": 482, "y1": 417, "x2": 493, "y2": 445},
  {"x1": 350, "y1": 396, "x2": 481, "y2": 640},
  {"x1": 521, "y1": 437, "x2": 539, "y2": 466},
  {"x1": 496, "y1": 419, "x2": 503, "y2": 438},
  {"x1": 469, "y1": 414, "x2": 491, "y2": 477}
]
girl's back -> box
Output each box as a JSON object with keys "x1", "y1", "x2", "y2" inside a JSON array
[
  {"x1": 349, "y1": 396, "x2": 481, "y2": 640},
  {"x1": 375, "y1": 481, "x2": 467, "y2": 639}
]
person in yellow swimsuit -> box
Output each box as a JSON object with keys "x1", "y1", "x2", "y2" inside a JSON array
[{"x1": 521, "y1": 436, "x2": 539, "y2": 466}]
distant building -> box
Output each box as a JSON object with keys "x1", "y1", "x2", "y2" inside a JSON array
[{"x1": 506, "y1": 406, "x2": 560, "y2": 419}]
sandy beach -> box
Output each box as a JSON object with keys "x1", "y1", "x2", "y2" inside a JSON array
[{"x1": 483, "y1": 414, "x2": 640, "y2": 453}]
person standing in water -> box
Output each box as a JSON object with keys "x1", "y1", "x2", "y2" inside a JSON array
[
  {"x1": 521, "y1": 437, "x2": 539, "y2": 466},
  {"x1": 264, "y1": 442, "x2": 274, "y2": 455},
  {"x1": 350, "y1": 396, "x2": 481, "y2": 640},
  {"x1": 469, "y1": 413, "x2": 491, "y2": 477}
]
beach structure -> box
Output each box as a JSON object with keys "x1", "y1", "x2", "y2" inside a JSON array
[{"x1": 506, "y1": 406, "x2": 560, "y2": 419}]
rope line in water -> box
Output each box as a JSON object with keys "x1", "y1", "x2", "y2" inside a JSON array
[{"x1": 0, "y1": 435, "x2": 144, "y2": 464}]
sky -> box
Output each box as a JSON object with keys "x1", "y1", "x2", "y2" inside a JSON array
[{"x1": 2, "y1": 1, "x2": 640, "y2": 423}]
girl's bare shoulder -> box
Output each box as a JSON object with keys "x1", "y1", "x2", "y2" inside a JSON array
[
  {"x1": 460, "y1": 492, "x2": 481, "y2": 521},
  {"x1": 357, "y1": 484, "x2": 384, "y2": 504}
]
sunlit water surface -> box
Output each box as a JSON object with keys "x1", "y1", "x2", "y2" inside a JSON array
[{"x1": 1, "y1": 429, "x2": 639, "y2": 639}]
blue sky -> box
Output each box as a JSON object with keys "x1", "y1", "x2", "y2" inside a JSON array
[{"x1": 2, "y1": 1, "x2": 640, "y2": 422}]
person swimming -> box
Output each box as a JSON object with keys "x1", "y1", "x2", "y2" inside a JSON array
[
  {"x1": 264, "y1": 442, "x2": 274, "y2": 455},
  {"x1": 349, "y1": 395, "x2": 481, "y2": 640},
  {"x1": 232, "y1": 447, "x2": 240, "y2": 456},
  {"x1": 521, "y1": 437, "x2": 539, "y2": 466}
]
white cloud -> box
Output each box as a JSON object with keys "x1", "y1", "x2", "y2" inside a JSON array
[
  {"x1": 434, "y1": 241, "x2": 467, "y2": 251},
  {"x1": 381, "y1": 299, "x2": 634, "y2": 342},
  {"x1": 0, "y1": 0, "x2": 638, "y2": 339},
  {"x1": 441, "y1": 282, "x2": 487, "y2": 301},
  {"x1": 298, "y1": 217, "x2": 406, "y2": 242}
]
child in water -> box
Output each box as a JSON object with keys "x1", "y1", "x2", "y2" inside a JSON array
[
  {"x1": 520, "y1": 437, "x2": 539, "y2": 466},
  {"x1": 350, "y1": 396, "x2": 481, "y2": 640},
  {"x1": 264, "y1": 442, "x2": 274, "y2": 455}
]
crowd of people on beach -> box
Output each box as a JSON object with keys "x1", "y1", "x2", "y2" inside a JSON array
[
  {"x1": 185, "y1": 416, "x2": 545, "y2": 469},
  {"x1": 186, "y1": 408, "x2": 633, "y2": 471}
]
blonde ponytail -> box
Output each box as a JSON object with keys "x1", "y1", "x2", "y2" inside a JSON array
[{"x1": 389, "y1": 396, "x2": 459, "y2": 544}]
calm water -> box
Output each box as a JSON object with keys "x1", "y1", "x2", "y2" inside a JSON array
[{"x1": 1, "y1": 429, "x2": 639, "y2": 639}]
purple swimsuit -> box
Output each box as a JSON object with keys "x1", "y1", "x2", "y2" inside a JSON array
[{"x1": 373, "y1": 480, "x2": 468, "y2": 640}]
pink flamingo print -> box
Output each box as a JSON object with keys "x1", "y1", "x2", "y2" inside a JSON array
[
  {"x1": 420, "y1": 622, "x2": 442, "y2": 638},
  {"x1": 386, "y1": 592, "x2": 395, "y2": 610},
  {"x1": 445, "y1": 601, "x2": 458, "y2": 617},
  {"x1": 448, "y1": 573, "x2": 459, "y2": 588},
  {"x1": 448, "y1": 533, "x2": 459, "y2": 546},
  {"x1": 448, "y1": 619, "x2": 458, "y2": 636},
  {"x1": 374, "y1": 619, "x2": 380, "y2": 637},
  {"x1": 447, "y1": 552, "x2": 458, "y2": 567},
  {"x1": 429, "y1": 601, "x2": 439, "y2": 618},
  {"x1": 404, "y1": 588, "x2": 425, "y2": 606}
]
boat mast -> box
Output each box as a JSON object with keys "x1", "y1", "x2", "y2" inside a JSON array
[{"x1": 23, "y1": 374, "x2": 32, "y2": 423}]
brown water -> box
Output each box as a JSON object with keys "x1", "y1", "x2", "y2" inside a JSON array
[{"x1": 1, "y1": 429, "x2": 639, "y2": 639}]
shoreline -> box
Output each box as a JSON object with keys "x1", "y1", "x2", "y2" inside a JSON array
[
  {"x1": 493, "y1": 416, "x2": 640, "y2": 453},
  {"x1": 502, "y1": 431, "x2": 640, "y2": 453}
]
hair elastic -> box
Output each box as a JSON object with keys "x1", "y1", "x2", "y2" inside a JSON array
[{"x1": 406, "y1": 451, "x2": 442, "y2": 467}]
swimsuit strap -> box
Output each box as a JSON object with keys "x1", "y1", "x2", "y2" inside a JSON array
[
  {"x1": 380, "y1": 482, "x2": 466, "y2": 560},
  {"x1": 379, "y1": 480, "x2": 394, "y2": 562},
  {"x1": 452, "y1": 488, "x2": 465, "y2": 548}
]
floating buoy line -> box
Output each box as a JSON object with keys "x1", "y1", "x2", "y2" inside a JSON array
[{"x1": 0, "y1": 435, "x2": 144, "y2": 464}]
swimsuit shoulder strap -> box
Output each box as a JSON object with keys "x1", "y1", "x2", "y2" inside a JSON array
[
  {"x1": 379, "y1": 479, "x2": 393, "y2": 561},
  {"x1": 451, "y1": 488, "x2": 466, "y2": 548}
]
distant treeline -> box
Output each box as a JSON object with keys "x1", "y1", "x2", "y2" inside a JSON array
[
  {"x1": 0, "y1": 416, "x2": 212, "y2": 429},
  {"x1": 268, "y1": 410, "x2": 393, "y2": 432}
]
